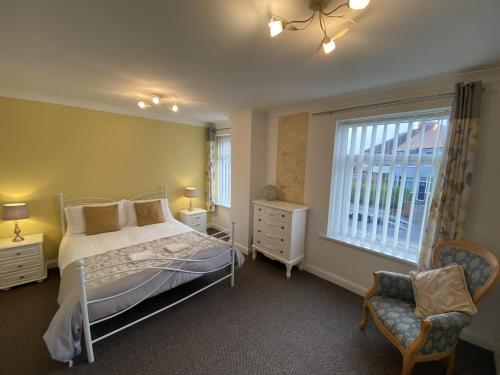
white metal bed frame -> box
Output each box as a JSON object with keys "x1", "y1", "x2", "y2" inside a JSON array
[{"x1": 57, "y1": 187, "x2": 236, "y2": 366}]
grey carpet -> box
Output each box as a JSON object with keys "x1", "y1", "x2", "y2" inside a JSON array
[{"x1": 0, "y1": 255, "x2": 495, "y2": 375}]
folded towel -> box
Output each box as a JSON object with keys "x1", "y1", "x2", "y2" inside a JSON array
[
  {"x1": 128, "y1": 250, "x2": 157, "y2": 262},
  {"x1": 165, "y1": 243, "x2": 188, "y2": 253}
]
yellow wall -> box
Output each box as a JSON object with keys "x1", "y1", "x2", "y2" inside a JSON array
[{"x1": 0, "y1": 96, "x2": 207, "y2": 260}]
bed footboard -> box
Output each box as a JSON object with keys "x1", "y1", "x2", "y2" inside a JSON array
[{"x1": 77, "y1": 222, "x2": 237, "y2": 364}]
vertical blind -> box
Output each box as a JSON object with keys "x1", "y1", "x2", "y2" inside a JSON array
[
  {"x1": 328, "y1": 109, "x2": 450, "y2": 262},
  {"x1": 215, "y1": 134, "x2": 231, "y2": 207}
]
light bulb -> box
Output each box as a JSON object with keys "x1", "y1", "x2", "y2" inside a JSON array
[
  {"x1": 171, "y1": 103, "x2": 179, "y2": 112},
  {"x1": 348, "y1": 0, "x2": 370, "y2": 10},
  {"x1": 268, "y1": 19, "x2": 284, "y2": 38},
  {"x1": 322, "y1": 38, "x2": 336, "y2": 54},
  {"x1": 151, "y1": 95, "x2": 161, "y2": 105},
  {"x1": 138, "y1": 101, "x2": 147, "y2": 109}
]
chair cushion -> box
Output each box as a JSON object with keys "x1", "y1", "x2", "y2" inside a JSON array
[
  {"x1": 368, "y1": 296, "x2": 421, "y2": 348},
  {"x1": 410, "y1": 264, "x2": 477, "y2": 318}
]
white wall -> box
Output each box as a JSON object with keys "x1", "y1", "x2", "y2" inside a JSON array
[
  {"x1": 266, "y1": 68, "x2": 500, "y2": 353},
  {"x1": 229, "y1": 110, "x2": 268, "y2": 253}
]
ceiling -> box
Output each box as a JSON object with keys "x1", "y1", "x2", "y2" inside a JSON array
[{"x1": 1, "y1": 0, "x2": 500, "y2": 125}]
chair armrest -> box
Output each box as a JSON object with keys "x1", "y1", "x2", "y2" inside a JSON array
[
  {"x1": 418, "y1": 312, "x2": 472, "y2": 356},
  {"x1": 369, "y1": 271, "x2": 414, "y2": 301}
]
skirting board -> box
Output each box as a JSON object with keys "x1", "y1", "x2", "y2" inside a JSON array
[
  {"x1": 302, "y1": 262, "x2": 498, "y2": 356},
  {"x1": 45, "y1": 259, "x2": 59, "y2": 270}
]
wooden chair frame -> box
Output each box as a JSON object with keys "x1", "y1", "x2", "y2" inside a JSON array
[{"x1": 360, "y1": 240, "x2": 499, "y2": 375}]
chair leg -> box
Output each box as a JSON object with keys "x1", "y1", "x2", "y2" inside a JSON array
[
  {"x1": 360, "y1": 302, "x2": 370, "y2": 331},
  {"x1": 446, "y1": 348, "x2": 456, "y2": 375},
  {"x1": 402, "y1": 354, "x2": 415, "y2": 375}
]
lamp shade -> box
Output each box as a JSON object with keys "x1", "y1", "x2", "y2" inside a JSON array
[
  {"x1": 184, "y1": 187, "x2": 198, "y2": 198},
  {"x1": 2, "y1": 203, "x2": 29, "y2": 221}
]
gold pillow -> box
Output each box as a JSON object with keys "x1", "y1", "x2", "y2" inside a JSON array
[
  {"x1": 83, "y1": 204, "x2": 121, "y2": 235},
  {"x1": 134, "y1": 200, "x2": 165, "y2": 226},
  {"x1": 410, "y1": 264, "x2": 477, "y2": 318}
]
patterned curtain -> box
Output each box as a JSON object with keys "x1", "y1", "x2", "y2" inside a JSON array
[
  {"x1": 205, "y1": 127, "x2": 216, "y2": 212},
  {"x1": 418, "y1": 81, "x2": 483, "y2": 270}
]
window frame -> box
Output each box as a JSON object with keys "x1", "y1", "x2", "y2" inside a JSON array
[
  {"x1": 326, "y1": 108, "x2": 451, "y2": 264},
  {"x1": 214, "y1": 131, "x2": 231, "y2": 208}
]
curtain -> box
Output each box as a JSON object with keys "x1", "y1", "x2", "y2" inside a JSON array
[
  {"x1": 205, "y1": 127, "x2": 216, "y2": 212},
  {"x1": 418, "y1": 81, "x2": 483, "y2": 270}
]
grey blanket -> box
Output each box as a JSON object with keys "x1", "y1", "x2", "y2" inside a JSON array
[{"x1": 43, "y1": 232, "x2": 243, "y2": 362}]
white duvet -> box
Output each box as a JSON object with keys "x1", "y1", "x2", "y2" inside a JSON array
[{"x1": 58, "y1": 219, "x2": 192, "y2": 273}]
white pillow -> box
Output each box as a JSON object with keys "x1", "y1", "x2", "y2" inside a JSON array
[
  {"x1": 123, "y1": 198, "x2": 173, "y2": 226},
  {"x1": 64, "y1": 201, "x2": 126, "y2": 235}
]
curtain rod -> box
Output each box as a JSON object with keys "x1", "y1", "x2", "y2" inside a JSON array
[
  {"x1": 216, "y1": 127, "x2": 230, "y2": 131},
  {"x1": 311, "y1": 92, "x2": 455, "y2": 117}
]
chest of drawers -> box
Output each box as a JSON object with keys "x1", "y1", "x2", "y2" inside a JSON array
[
  {"x1": 252, "y1": 200, "x2": 308, "y2": 279},
  {"x1": 179, "y1": 208, "x2": 208, "y2": 233},
  {"x1": 0, "y1": 233, "x2": 46, "y2": 290}
]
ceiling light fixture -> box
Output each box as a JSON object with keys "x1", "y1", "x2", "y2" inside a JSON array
[
  {"x1": 151, "y1": 95, "x2": 161, "y2": 105},
  {"x1": 269, "y1": 0, "x2": 370, "y2": 55},
  {"x1": 137, "y1": 95, "x2": 180, "y2": 113}
]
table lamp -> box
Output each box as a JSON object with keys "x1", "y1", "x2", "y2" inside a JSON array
[
  {"x1": 184, "y1": 187, "x2": 198, "y2": 211},
  {"x1": 2, "y1": 203, "x2": 30, "y2": 242}
]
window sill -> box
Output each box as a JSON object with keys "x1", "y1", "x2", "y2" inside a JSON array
[
  {"x1": 214, "y1": 203, "x2": 231, "y2": 209},
  {"x1": 318, "y1": 233, "x2": 417, "y2": 267}
]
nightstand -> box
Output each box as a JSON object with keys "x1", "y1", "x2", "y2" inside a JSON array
[
  {"x1": 0, "y1": 233, "x2": 46, "y2": 291},
  {"x1": 179, "y1": 208, "x2": 208, "y2": 233}
]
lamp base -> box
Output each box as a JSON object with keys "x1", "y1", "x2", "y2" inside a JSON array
[
  {"x1": 188, "y1": 198, "x2": 193, "y2": 211},
  {"x1": 12, "y1": 222, "x2": 24, "y2": 242}
]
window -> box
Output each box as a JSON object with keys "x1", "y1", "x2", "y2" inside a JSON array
[
  {"x1": 214, "y1": 133, "x2": 231, "y2": 207},
  {"x1": 327, "y1": 109, "x2": 450, "y2": 263}
]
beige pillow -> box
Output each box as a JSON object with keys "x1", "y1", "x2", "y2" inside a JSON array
[
  {"x1": 134, "y1": 200, "x2": 165, "y2": 226},
  {"x1": 410, "y1": 264, "x2": 477, "y2": 318},
  {"x1": 83, "y1": 204, "x2": 121, "y2": 235}
]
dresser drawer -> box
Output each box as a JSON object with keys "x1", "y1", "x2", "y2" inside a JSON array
[
  {"x1": 254, "y1": 206, "x2": 290, "y2": 225},
  {"x1": 0, "y1": 256, "x2": 43, "y2": 275},
  {"x1": 253, "y1": 234, "x2": 289, "y2": 258},
  {"x1": 0, "y1": 244, "x2": 41, "y2": 260}
]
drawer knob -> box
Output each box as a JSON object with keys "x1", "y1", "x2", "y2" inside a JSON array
[
  {"x1": 281, "y1": 214, "x2": 285, "y2": 218},
  {"x1": 258, "y1": 208, "x2": 261, "y2": 211},
  {"x1": 258, "y1": 219, "x2": 261, "y2": 222},
  {"x1": 281, "y1": 239, "x2": 284, "y2": 242},
  {"x1": 18, "y1": 265, "x2": 23, "y2": 268},
  {"x1": 258, "y1": 230, "x2": 261, "y2": 233},
  {"x1": 19, "y1": 275, "x2": 24, "y2": 279},
  {"x1": 281, "y1": 226, "x2": 284, "y2": 229},
  {"x1": 16, "y1": 252, "x2": 21, "y2": 256},
  {"x1": 257, "y1": 240, "x2": 260, "y2": 244},
  {"x1": 280, "y1": 250, "x2": 283, "y2": 254}
]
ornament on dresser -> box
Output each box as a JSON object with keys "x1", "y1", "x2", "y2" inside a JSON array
[{"x1": 262, "y1": 185, "x2": 279, "y2": 201}]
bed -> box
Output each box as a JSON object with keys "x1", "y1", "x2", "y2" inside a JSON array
[{"x1": 43, "y1": 188, "x2": 242, "y2": 366}]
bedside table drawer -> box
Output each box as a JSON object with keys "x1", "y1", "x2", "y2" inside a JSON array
[
  {"x1": 0, "y1": 256, "x2": 42, "y2": 274},
  {"x1": 0, "y1": 266, "x2": 45, "y2": 286},
  {"x1": 0, "y1": 244, "x2": 41, "y2": 260}
]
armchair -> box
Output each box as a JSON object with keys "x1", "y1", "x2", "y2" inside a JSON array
[{"x1": 360, "y1": 241, "x2": 499, "y2": 375}]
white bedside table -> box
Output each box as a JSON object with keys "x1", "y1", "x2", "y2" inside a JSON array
[
  {"x1": 179, "y1": 208, "x2": 208, "y2": 233},
  {"x1": 0, "y1": 233, "x2": 46, "y2": 291}
]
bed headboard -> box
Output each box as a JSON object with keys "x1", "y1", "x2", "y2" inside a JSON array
[{"x1": 57, "y1": 186, "x2": 168, "y2": 235}]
